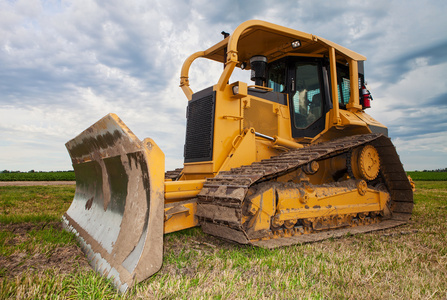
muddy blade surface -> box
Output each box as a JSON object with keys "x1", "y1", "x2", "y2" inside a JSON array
[{"x1": 63, "y1": 113, "x2": 165, "y2": 292}]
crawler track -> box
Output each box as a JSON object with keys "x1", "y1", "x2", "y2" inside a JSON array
[
  {"x1": 196, "y1": 134, "x2": 413, "y2": 248},
  {"x1": 165, "y1": 168, "x2": 183, "y2": 180}
]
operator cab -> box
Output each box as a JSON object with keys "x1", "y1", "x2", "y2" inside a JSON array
[
  {"x1": 255, "y1": 56, "x2": 330, "y2": 138},
  {"x1": 251, "y1": 55, "x2": 366, "y2": 139}
]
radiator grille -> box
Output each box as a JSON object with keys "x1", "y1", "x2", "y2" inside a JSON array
[{"x1": 184, "y1": 88, "x2": 215, "y2": 163}]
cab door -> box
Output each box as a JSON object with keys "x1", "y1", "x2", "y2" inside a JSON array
[
  {"x1": 288, "y1": 57, "x2": 331, "y2": 138},
  {"x1": 267, "y1": 57, "x2": 331, "y2": 139}
]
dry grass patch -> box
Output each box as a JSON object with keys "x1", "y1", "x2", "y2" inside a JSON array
[
  {"x1": 133, "y1": 225, "x2": 446, "y2": 299},
  {"x1": 0, "y1": 222, "x2": 89, "y2": 279},
  {"x1": 131, "y1": 182, "x2": 447, "y2": 299},
  {"x1": 0, "y1": 182, "x2": 446, "y2": 299}
]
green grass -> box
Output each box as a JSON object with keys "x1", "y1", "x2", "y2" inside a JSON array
[
  {"x1": 0, "y1": 271, "x2": 120, "y2": 299},
  {"x1": 0, "y1": 182, "x2": 446, "y2": 299},
  {"x1": 407, "y1": 171, "x2": 447, "y2": 181},
  {"x1": 0, "y1": 171, "x2": 75, "y2": 181},
  {"x1": 0, "y1": 185, "x2": 74, "y2": 223},
  {"x1": 0, "y1": 224, "x2": 76, "y2": 257}
]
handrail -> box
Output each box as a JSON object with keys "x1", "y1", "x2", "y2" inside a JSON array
[{"x1": 180, "y1": 51, "x2": 205, "y2": 100}]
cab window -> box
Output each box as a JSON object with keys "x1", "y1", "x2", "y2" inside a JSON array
[
  {"x1": 292, "y1": 62, "x2": 323, "y2": 129},
  {"x1": 267, "y1": 60, "x2": 286, "y2": 92},
  {"x1": 337, "y1": 64, "x2": 350, "y2": 106}
]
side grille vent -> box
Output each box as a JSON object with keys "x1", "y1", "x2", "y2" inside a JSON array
[{"x1": 184, "y1": 87, "x2": 215, "y2": 163}]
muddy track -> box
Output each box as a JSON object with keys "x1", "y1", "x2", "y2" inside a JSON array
[{"x1": 196, "y1": 133, "x2": 414, "y2": 248}]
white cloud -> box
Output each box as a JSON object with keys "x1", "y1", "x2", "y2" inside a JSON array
[{"x1": 0, "y1": 0, "x2": 446, "y2": 172}]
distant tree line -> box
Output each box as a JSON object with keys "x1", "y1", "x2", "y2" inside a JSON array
[
  {"x1": 0, "y1": 170, "x2": 76, "y2": 181},
  {"x1": 413, "y1": 168, "x2": 447, "y2": 172}
]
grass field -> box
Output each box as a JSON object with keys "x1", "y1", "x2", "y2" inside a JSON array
[
  {"x1": 1, "y1": 180, "x2": 446, "y2": 299},
  {"x1": 407, "y1": 171, "x2": 447, "y2": 181},
  {"x1": 0, "y1": 172, "x2": 75, "y2": 182},
  {"x1": 2, "y1": 170, "x2": 444, "y2": 182}
]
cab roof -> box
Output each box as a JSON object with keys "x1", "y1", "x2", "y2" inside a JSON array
[{"x1": 201, "y1": 20, "x2": 366, "y2": 67}]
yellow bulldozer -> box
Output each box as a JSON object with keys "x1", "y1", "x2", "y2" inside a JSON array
[{"x1": 63, "y1": 20, "x2": 413, "y2": 291}]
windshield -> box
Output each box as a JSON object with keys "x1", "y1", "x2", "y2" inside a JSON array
[{"x1": 292, "y1": 62, "x2": 323, "y2": 129}]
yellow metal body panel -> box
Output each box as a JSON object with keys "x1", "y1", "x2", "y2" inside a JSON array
[
  {"x1": 346, "y1": 58, "x2": 362, "y2": 112},
  {"x1": 185, "y1": 20, "x2": 366, "y2": 67},
  {"x1": 354, "y1": 111, "x2": 387, "y2": 130},
  {"x1": 329, "y1": 47, "x2": 341, "y2": 125},
  {"x1": 245, "y1": 181, "x2": 389, "y2": 233},
  {"x1": 219, "y1": 128, "x2": 257, "y2": 172},
  {"x1": 246, "y1": 188, "x2": 276, "y2": 232},
  {"x1": 243, "y1": 98, "x2": 279, "y2": 137},
  {"x1": 212, "y1": 85, "x2": 244, "y2": 173},
  {"x1": 164, "y1": 180, "x2": 204, "y2": 201},
  {"x1": 339, "y1": 110, "x2": 367, "y2": 127},
  {"x1": 164, "y1": 199, "x2": 198, "y2": 234},
  {"x1": 275, "y1": 187, "x2": 388, "y2": 221},
  {"x1": 162, "y1": 180, "x2": 205, "y2": 233},
  {"x1": 182, "y1": 162, "x2": 214, "y2": 179}
]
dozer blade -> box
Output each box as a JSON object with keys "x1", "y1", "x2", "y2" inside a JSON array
[{"x1": 62, "y1": 113, "x2": 165, "y2": 292}]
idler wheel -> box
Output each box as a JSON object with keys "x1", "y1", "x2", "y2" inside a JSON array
[{"x1": 350, "y1": 145, "x2": 380, "y2": 181}]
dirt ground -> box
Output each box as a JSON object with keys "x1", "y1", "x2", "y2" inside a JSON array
[
  {"x1": 0, "y1": 222, "x2": 90, "y2": 278},
  {"x1": 0, "y1": 181, "x2": 76, "y2": 186},
  {"x1": 0, "y1": 181, "x2": 85, "y2": 278}
]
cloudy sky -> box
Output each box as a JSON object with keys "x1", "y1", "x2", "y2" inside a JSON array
[{"x1": 1, "y1": 0, "x2": 446, "y2": 172}]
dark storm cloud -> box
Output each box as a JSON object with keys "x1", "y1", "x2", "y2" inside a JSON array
[
  {"x1": 384, "y1": 99, "x2": 447, "y2": 141},
  {"x1": 376, "y1": 40, "x2": 447, "y2": 85},
  {"x1": 387, "y1": 92, "x2": 447, "y2": 110},
  {"x1": 389, "y1": 117, "x2": 447, "y2": 139},
  {"x1": 426, "y1": 93, "x2": 447, "y2": 107}
]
